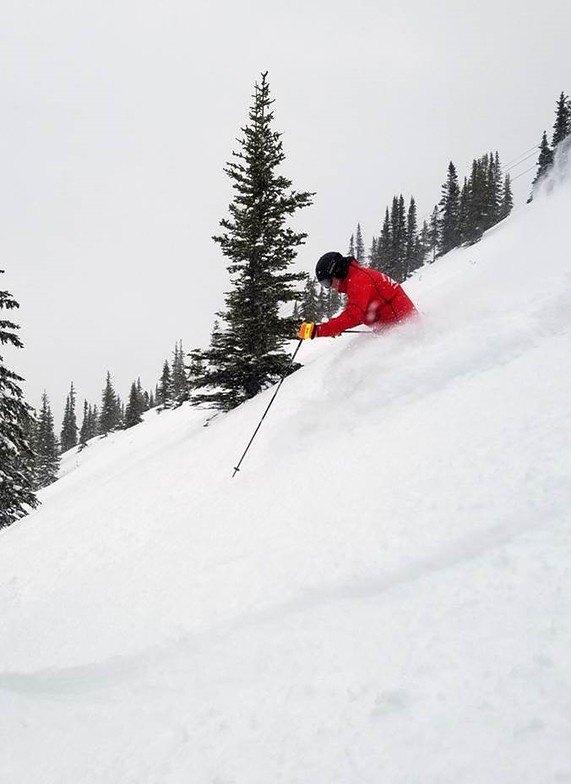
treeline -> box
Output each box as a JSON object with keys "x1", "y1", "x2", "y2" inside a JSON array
[
  {"x1": 369, "y1": 151, "x2": 513, "y2": 283},
  {"x1": 28, "y1": 340, "x2": 190, "y2": 490},
  {"x1": 530, "y1": 91, "x2": 571, "y2": 192}
]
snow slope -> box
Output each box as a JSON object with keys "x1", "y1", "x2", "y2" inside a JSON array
[{"x1": 1, "y1": 148, "x2": 571, "y2": 783}]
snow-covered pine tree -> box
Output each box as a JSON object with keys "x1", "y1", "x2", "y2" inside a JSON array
[
  {"x1": 355, "y1": 224, "x2": 365, "y2": 265},
  {"x1": 79, "y1": 400, "x2": 99, "y2": 447},
  {"x1": 490, "y1": 152, "x2": 503, "y2": 227},
  {"x1": 188, "y1": 322, "x2": 241, "y2": 411},
  {"x1": 157, "y1": 361, "x2": 172, "y2": 408},
  {"x1": 375, "y1": 208, "x2": 392, "y2": 273},
  {"x1": 405, "y1": 197, "x2": 418, "y2": 278},
  {"x1": 532, "y1": 131, "x2": 554, "y2": 190},
  {"x1": 60, "y1": 382, "x2": 78, "y2": 453},
  {"x1": 417, "y1": 220, "x2": 431, "y2": 267},
  {"x1": 195, "y1": 72, "x2": 313, "y2": 411},
  {"x1": 170, "y1": 341, "x2": 188, "y2": 406},
  {"x1": 299, "y1": 275, "x2": 320, "y2": 321},
  {"x1": 390, "y1": 195, "x2": 407, "y2": 281},
  {"x1": 0, "y1": 272, "x2": 38, "y2": 526},
  {"x1": 124, "y1": 381, "x2": 145, "y2": 428},
  {"x1": 347, "y1": 234, "x2": 355, "y2": 258},
  {"x1": 458, "y1": 177, "x2": 470, "y2": 244},
  {"x1": 552, "y1": 91, "x2": 571, "y2": 148},
  {"x1": 428, "y1": 205, "x2": 439, "y2": 262},
  {"x1": 439, "y1": 161, "x2": 461, "y2": 254},
  {"x1": 35, "y1": 391, "x2": 60, "y2": 488},
  {"x1": 79, "y1": 400, "x2": 89, "y2": 447},
  {"x1": 499, "y1": 173, "x2": 513, "y2": 220},
  {"x1": 466, "y1": 156, "x2": 487, "y2": 243},
  {"x1": 99, "y1": 372, "x2": 121, "y2": 435},
  {"x1": 136, "y1": 379, "x2": 150, "y2": 412}
]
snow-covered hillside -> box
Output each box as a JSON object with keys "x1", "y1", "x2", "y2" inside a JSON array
[{"x1": 1, "y1": 149, "x2": 570, "y2": 783}]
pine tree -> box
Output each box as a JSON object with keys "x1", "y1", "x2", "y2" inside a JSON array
[
  {"x1": 157, "y1": 361, "x2": 172, "y2": 408},
  {"x1": 35, "y1": 391, "x2": 60, "y2": 488},
  {"x1": 79, "y1": 400, "x2": 90, "y2": 447},
  {"x1": 490, "y1": 152, "x2": 503, "y2": 227},
  {"x1": 531, "y1": 131, "x2": 554, "y2": 190},
  {"x1": 499, "y1": 173, "x2": 513, "y2": 220},
  {"x1": 458, "y1": 177, "x2": 470, "y2": 244},
  {"x1": 322, "y1": 286, "x2": 342, "y2": 320},
  {"x1": 99, "y1": 372, "x2": 121, "y2": 435},
  {"x1": 370, "y1": 208, "x2": 392, "y2": 273},
  {"x1": 439, "y1": 161, "x2": 461, "y2": 254},
  {"x1": 347, "y1": 234, "x2": 355, "y2": 258},
  {"x1": 0, "y1": 272, "x2": 38, "y2": 526},
  {"x1": 124, "y1": 381, "x2": 145, "y2": 428},
  {"x1": 170, "y1": 341, "x2": 188, "y2": 406},
  {"x1": 188, "y1": 322, "x2": 242, "y2": 411},
  {"x1": 194, "y1": 72, "x2": 313, "y2": 411},
  {"x1": 299, "y1": 275, "x2": 320, "y2": 321},
  {"x1": 428, "y1": 205, "x2": 439, "y2": 262},
  {"x1": 137, "y1": 379, "x2": 150, "y2": 412},
  {"x1": 368, "y1": 236, "x2": 379, "y2": 269},
  {"x1": 79, "y1": 400, "x2": 99, "y2": 447},
  {"x1": 405, "y1": 197, "x2": 418, "y2": 278},
  {"x1": 552, "y1": 91, "x2": 571, "y2": 148},
  {"x1": 417, "y1": 220, "x2": 430, "y2": 268},
  {"x1": 389, "y1": 195, "x2": 407, "y2": 281},
  {"x1": 60, "y1": 382, "x2": 78, "y2": 453},
  {"x1": 355, "y1": 223, "x2": 365, "y2": 264}
]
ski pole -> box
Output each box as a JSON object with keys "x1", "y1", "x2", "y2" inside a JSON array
[{"x1": 232, "y1": 339, "x2": 304, "y2": 477}]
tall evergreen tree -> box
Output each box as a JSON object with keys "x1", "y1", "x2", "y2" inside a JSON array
[
  {"x1": 439, "y1": 161, "x2": 461, "y2": 254},
  {"x1": 35, "y1": 391, "x2": 60, "y2": 488},
  {"x1": 60, "y1": 382, "x2": 78, "y2": 453},
  {"x1": 389, "y1": 195, "x2": 407, "y2": 281},
  {"x1": 157, "y1": 361, "x2": 172, "y2": 408},
  {"x1": 552, "y1": 91, "x2": 571, "y2": 148},
  {"x1": 99, "y1": 372, "x2": 121, "y2": 435},
  {"x1": 405, "y1": 197, "x2": 418, "y2": 278},
  {"x1": 370, "y1": 208, "x2": 392, "y2": 273},
  {"x1": 347, "y1": 234, "x2": 355, "y2": 258},
  {"x1": 532, "y1": 130, "x2": 555, "y2": 190},
  {"x1": 193, "y1": 72, "x2": 313, "y2": 411},
  {"x1": 417, "y1": 220, "x2": 431, "y2": 268},
  {"x1": 428, "y1": 205, "x2": 439, "y2": 262},
  {"x1": 319, "y1": 287, "x2": 341, "y2": 321},
  {"x1": 355, "y1": 223, "x2": 365, "y2": 264},
  {"x1": 170, "y1": 341, "x2": 188, "y2": 406},
  {"x1": 0, "y1": 272, "x2": 38, "y2": 526},
  {"x1": 124, "y1": 381, "x2": 145, "y2": 429},
  {"x1": 464, "y1": 156, "x2": 488, "y2": 243},
  {"x1": 299, "y1": 275, "x2": 320, "y2": 321},
  {"x1": 79, "y1": 400, "x2": 99, "y2": 447},
  {"x1": 499, "y1": 173, "x2": 513, "y2": 220}
]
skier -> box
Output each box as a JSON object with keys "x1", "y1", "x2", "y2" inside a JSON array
[{"x1": 297, "y1": 251, "x2": 417, "y2": 339}]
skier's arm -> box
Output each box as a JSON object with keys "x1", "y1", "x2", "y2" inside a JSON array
[
  {"x1": 315, "y1": 277, "x2": 369, "y2": 337},
  {"x1": 315, "y1": 301, "x2": 365, "y2": 337}
]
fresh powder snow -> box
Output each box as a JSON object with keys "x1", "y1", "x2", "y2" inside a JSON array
[{"x1": 1, "y1": 147, "x2": 570, "y2": 783}]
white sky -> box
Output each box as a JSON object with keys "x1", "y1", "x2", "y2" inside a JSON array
[{"x1": 2, "y1": 0, "x2": 571, "y2": 424}]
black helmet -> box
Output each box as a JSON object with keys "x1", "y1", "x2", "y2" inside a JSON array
[{"x1": 315, "y1": 252, "x2": 351, "y2": 287}]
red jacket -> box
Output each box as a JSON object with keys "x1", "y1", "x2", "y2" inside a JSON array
[{"x1": 316, "y1": 261, "x2": 417, "y2": 338}]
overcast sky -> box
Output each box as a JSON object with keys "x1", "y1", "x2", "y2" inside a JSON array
[{"x1": 2, "y1": 0, "x2": 571, "y2": 425}]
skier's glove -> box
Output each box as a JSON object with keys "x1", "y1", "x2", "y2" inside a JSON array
[{"x1": 298, "y1": 321, "x2": 317, "y2": 340}]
